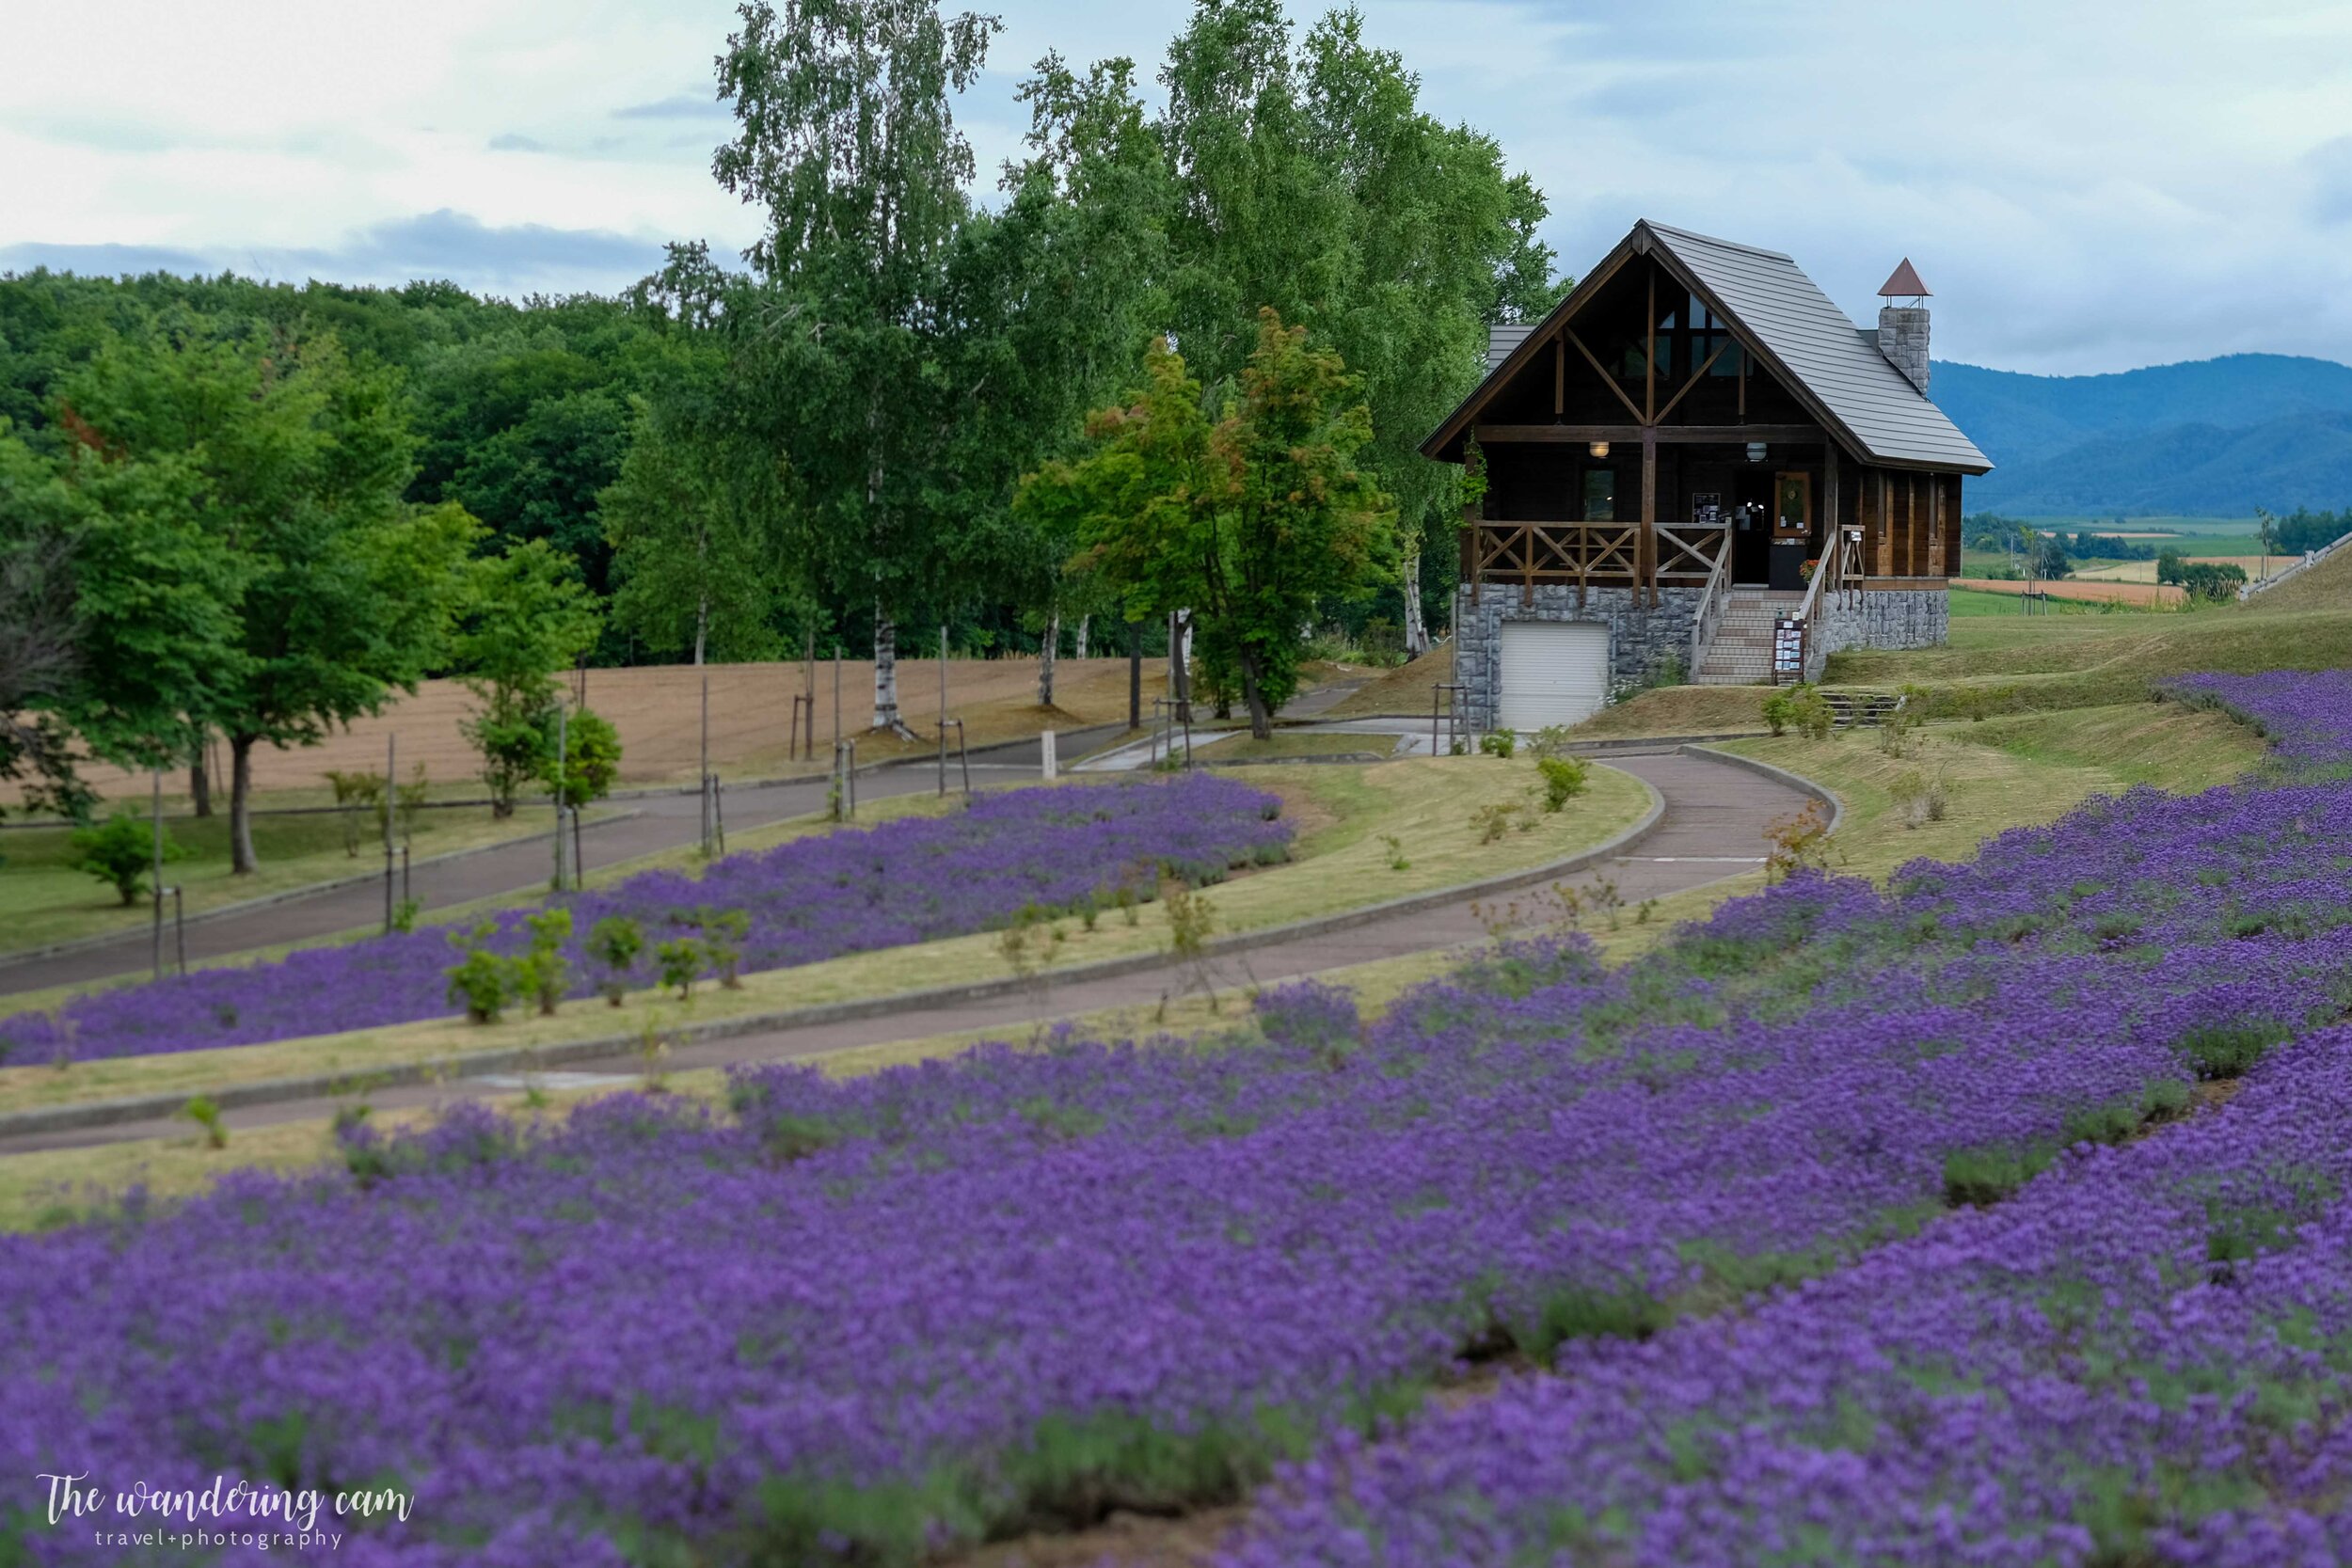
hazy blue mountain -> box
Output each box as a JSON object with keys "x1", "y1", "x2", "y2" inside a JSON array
[{"x1": 1933, "y1": 354, "x2": 2352, "y2": 516}]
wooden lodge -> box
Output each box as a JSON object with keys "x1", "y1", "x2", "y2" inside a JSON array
[{"x1": 1423, "y1": 220, "x2": 1992, "y2": 730}]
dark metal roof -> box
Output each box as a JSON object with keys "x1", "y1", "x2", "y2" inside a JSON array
[
  {"x1": 1424, "y1": 220, "x2": 1992, "y2": 474},
  {"x1": 1878, "y1": 258, "x2": 1931, "y2": 297},
  {"x1": 1486, "y1": 324, "x2": 1534, "y2": 371}
]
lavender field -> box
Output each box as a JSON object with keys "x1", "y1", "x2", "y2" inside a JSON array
[
  {"x1": 0, "y1": 774, "x2": 1289, "y2": 1067},
  {"x1": 6, "y1": 673, "x2": 2352, "y2": 1566}
]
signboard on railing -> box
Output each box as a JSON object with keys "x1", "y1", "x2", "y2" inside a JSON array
[{"x1": 1772, "y1": 616, "x2": 1806, "y2": 682}]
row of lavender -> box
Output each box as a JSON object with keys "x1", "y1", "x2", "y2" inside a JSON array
[
  {"x1": 1218, "y1": 667, "x2": 2352, "y2": 1566},
  {"x1": 4, "y1": 682, "x2": 2347, "y2": 1561},
  {"x1": 1227, "y1": 1022, "x2": 2352, "y2": 1567},
  {"x1": 0, "y1": 774, "x2": 1290, "y2": 1065}
]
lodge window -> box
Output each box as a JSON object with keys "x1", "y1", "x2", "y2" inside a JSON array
[
  {"x1": 1692, "y1": 292, "x2": 1740, "y2": 376},
  {"x1": 1582, "y1": 467, "x2": 1616, "y2": 521}
]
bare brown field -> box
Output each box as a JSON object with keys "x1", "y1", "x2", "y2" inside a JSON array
[
  {"x1": 1953, "y1": 577, "x2": 2187, "y2": 608},
  {"x1": 59, "y1": 657, "x2": 1156, "y2": 807}
]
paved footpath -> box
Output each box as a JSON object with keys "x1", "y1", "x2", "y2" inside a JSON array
[
  {"x1": 0, "y1": 728, "x2": 1121, "y2": 998},
  {"x1": 0, "y1": 748, "x2": 1802, "y2": 1154}
]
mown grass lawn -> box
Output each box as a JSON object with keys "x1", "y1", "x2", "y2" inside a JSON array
[{"x1": 0, "y1": 756, "x2": 1651, "y2": 1122}]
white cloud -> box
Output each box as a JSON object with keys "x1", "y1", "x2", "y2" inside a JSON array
[{"x1": 2, "y1": 0, "x2": 2349, "y2": 371}]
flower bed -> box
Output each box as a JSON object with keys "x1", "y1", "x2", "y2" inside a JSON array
[
  {"x1": 8, "y1": 674, "x2": 2352, "y2": 1562},
  {"x1": 0, "y1": 774, "x2": 1289, "y2": 1066},
  {"x1": 1224, "y1": 1024, "x2": 2352, "y2": 1566},
  {"x1": 2167, "y1": 667, "x2": 2352, "y2": 772}
]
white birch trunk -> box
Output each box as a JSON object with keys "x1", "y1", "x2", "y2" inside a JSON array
[
  {"x1": 1402, "y1": 543, "x2": 1429, "y2": 657},
  {"x1": 1038, "y1": 612, "x2": 1058, "y2": 708},
  {"x1": 1073, "y1": 614, "x2": 1089, "y2": 661},
  {"x1": 872, "y1": 602, "x2": 902, "y2": 731}
]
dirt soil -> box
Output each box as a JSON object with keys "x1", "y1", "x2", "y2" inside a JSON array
[
  {"x1": 1954, "y1": 577, "x2": 2187, "y2": 608},
  {"x1": 60, "y1": 657, "x2": 1158, "y2": 805}
]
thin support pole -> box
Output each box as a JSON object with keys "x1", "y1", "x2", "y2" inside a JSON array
[
  {"x1": 170, "y1": 885, "x2": 186, "y2": 975},
  {"x1": 384, "y1": 733, "x2": 396, "y2": 933},
  {"x1": 1128, "y1": 619, "x2": 1141, "y2": 730},
  {"x1": 939, "y1": 627, "x2": 949, "y2": 798},
  {"x1": 710, "y1": 775, "x2": 725, "y2": 857},
  {"x1": 698, "y1": 672, "x2": 711, "y2": 855},
  {"x1": 570, "y1": 811, "x2": 583, "y2": 890},
  {"x1": 554, "y1": 701, "x2": 569, "y2": 890},
  {"x1": 950, "y1": 719, "x2": 971, "y2": 798},
  {"x1": 151, "y1": 769, "x2": 164, "y2": 982},
  {"x1": 833, "y1": 646, "x2": 842, "y2": 753}
]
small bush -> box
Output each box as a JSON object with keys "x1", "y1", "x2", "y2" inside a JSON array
[
  {"x1": 1470, "y1": 800, "x2": 1522, "y2": 844},
  {"x1": 68, "y1": 814, "x2": 183, "y2": 907},
  {"x1": 444, "y1": 950, "x2": 516, "y2": 1025},
  {"x1": 1528, "y1": 724, "x2": 1578, "y2": 761},
  {"x1": 1378, "y1": 832, "x2": 1409, "y2": 871},
  {"x1": 1761, "y1": 684, "x2": 1834, "y2": 741},
  {"x1": 389, "y1": 898, "x2": 421, "y2": 934},
  {"x1": 587, "y1": 915, "x2": 644, "y2": 1006},
  {"x1": 518, "y1": 909, "x2": 573, "y2": 1015},
  {"x1": 1478, "y1": 731, "x2": 1518, "y2": 758},
  {"x1": 1537, "y1": 755, "x2": 1590, "y2": 812},
  {"x1": 323, "y1": 769, "x2": 385, "y2": 857},
  {"x1": 656, "y1": 938, "x2": 707, "y2": 1001},
  {"x1": 182, "y1": 1095, "x2": 227, "y2": 1151},
  {"x1": 697, "y1": 907, "x2": 752, "y2": 990},
  {"x1": 1887, "y1": 768, "x2": 1948, "y2": 830}
]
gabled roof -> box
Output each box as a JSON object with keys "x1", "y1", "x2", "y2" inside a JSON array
[{"x1": 1430, "y1": 220, "x2": 1992, "y2": 474}]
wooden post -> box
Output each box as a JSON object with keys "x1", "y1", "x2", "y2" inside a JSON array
[
  {"x1": 384, "y1": 733, "x2": 396, "y2": 930},
  {"x1": 1645, "y1": 269, "x2": 1657, "y2": 423},
  {"x1": 1553, "y1": 336, "x2": 1565, "y2": 420},
  {"x1": 151, "y1": 769, "x2": 164, "y2": 981},
  {"x1": 1823, "y1": 444, "x2": 1840, "y2": 569},
  {"x1": 1641, "y1": 427, "x2": 1659, "y2": 606}
]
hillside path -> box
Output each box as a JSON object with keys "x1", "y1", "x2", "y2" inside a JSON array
[{"x1": 0, "y1": 748, "x2": 1803, "y2": 1154}]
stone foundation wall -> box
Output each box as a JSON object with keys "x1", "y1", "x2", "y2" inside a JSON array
[
  {"x1": 1452, "y1": 584, "x2": 1705, "y2": 731},
  {"x1": 1810, "y1": 588, "x2": 1948, "y2": 667},
  {"x1": 1454, "y1": 582, "x2": 1950, "y2": 729}
]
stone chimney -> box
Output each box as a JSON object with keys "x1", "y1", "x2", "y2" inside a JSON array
[{"x1": 1875, "y1": 258, "x2": 1931, "y2": 393}]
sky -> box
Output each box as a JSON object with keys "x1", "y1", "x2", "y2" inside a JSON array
[{"x1": 6, "y1": 0, "x2": 2352, "y2": 377}]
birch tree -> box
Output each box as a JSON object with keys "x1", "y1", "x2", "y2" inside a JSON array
[{"x1": 716, "y1": 0, "x2": 997, "y2": 736}]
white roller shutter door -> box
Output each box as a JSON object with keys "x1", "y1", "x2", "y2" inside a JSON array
[{"x1": 1497, "y1": 621, "x2": 1610, "y2": 730}]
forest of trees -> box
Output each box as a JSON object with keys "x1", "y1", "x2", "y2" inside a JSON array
[{"x1": 0, "y1": 0, "x2": 1565, "y2": 810}]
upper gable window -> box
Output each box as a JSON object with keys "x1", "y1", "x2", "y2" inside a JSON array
[{"x1": 1692, "y1": 292, "x2": 1742, "y2": 376}]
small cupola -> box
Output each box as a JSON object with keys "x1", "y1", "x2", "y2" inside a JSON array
[{"x1": 1876, "y1": 258, "x2": 1931, "y2": 393}]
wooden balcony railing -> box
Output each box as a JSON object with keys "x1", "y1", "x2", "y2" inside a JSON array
[{"x1": 1464, "y1": 519, "x2": 1729, "y2": 607}]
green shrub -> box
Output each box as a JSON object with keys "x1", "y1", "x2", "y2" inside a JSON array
[
  {"x1": 182, "y1": 1095, "x2": 228, "y2": 1150},
  {"x1": 587, "y1": 915, "x2": 644, "y2": 1005},
  {"x1": 68, "y1": 813, "x2": 183, "y2": 907},
  {"x1": 1760, "y1": 684, "x2": 1835, "y2": 741},
  {"x1": 697, "y1": 907, "x2": 753, "y2": 990},
  {"x1": 518, "y1": 908, "x2": 573, "y2": 1015},
  {"x1": 389, "y1": 898, "x2": 421, "y2": 934},
  {"x1": 1536, "y1": 755, "x2": 1589, "y2": 813},
  {"x1": 657, "y1": 937, "x2": 708, "y2": 1001},
  {"x1": 444, "y1": 920, "x2": 517, "y2": 1024},
  {"x1": 1528, "y1": 724, "x2": 1578, "y2": 761},
  {"x1": 1478, "y1": 731, "x2": 1518, "y2": 758}
]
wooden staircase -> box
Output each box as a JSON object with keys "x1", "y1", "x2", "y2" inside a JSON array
[{"x1": 1692, "y1": 588, "x2": 1804, "y2": 685}]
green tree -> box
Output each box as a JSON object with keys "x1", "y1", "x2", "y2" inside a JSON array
[
  {"x1": 0, "y1": 425, "x2": 247, "y2": 781},
  {"x1": 453, "y1": 539, "x2": 603, "y2": 816},
  {"x1": 1043, "y1": 318, "x2": 1393, "y2": 739},
  {"x1": 539, "y1": 708, "x2": 623, "y2": 808},
  {"x1": 599, "y1": 375, "x2": 787, "y2": 669},
  {"x1": 716, "y1": 0, "x2": 1001, "y2": 734},
  {"x1": 59, "y1": 319, "x2": 474, "y2": 872}
]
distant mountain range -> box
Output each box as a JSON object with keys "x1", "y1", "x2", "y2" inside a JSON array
[{"x1": 1932, "y1": 354, "x2": 2352, "y2": 518}]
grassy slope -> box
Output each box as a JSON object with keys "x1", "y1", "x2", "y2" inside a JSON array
[
  {"x1": 0, "y1": 805, "x2": 609, "y2": 958},
  {"x1": 1208, "y1": 733, "x2": 1401, "y2": 762},
  {"x1": 0, "y1": 757, "x2": 1652, "y2": 1118},
  {"x1": 1321, "y1": 645, "x2": 1454, "y2": 719}
]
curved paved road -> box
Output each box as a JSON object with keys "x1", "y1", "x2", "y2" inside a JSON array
[{"x1": 0, "y1": 748, "x2": 1804, "y2": 1155}]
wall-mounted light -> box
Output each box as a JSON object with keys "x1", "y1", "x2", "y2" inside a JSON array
[
  {"x1": 1745, "y1": 442, "x2": 1768, "y2": 464},
  {"x1": 1588, "y1": 441, "x2": 1610, "y2": 459}
]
